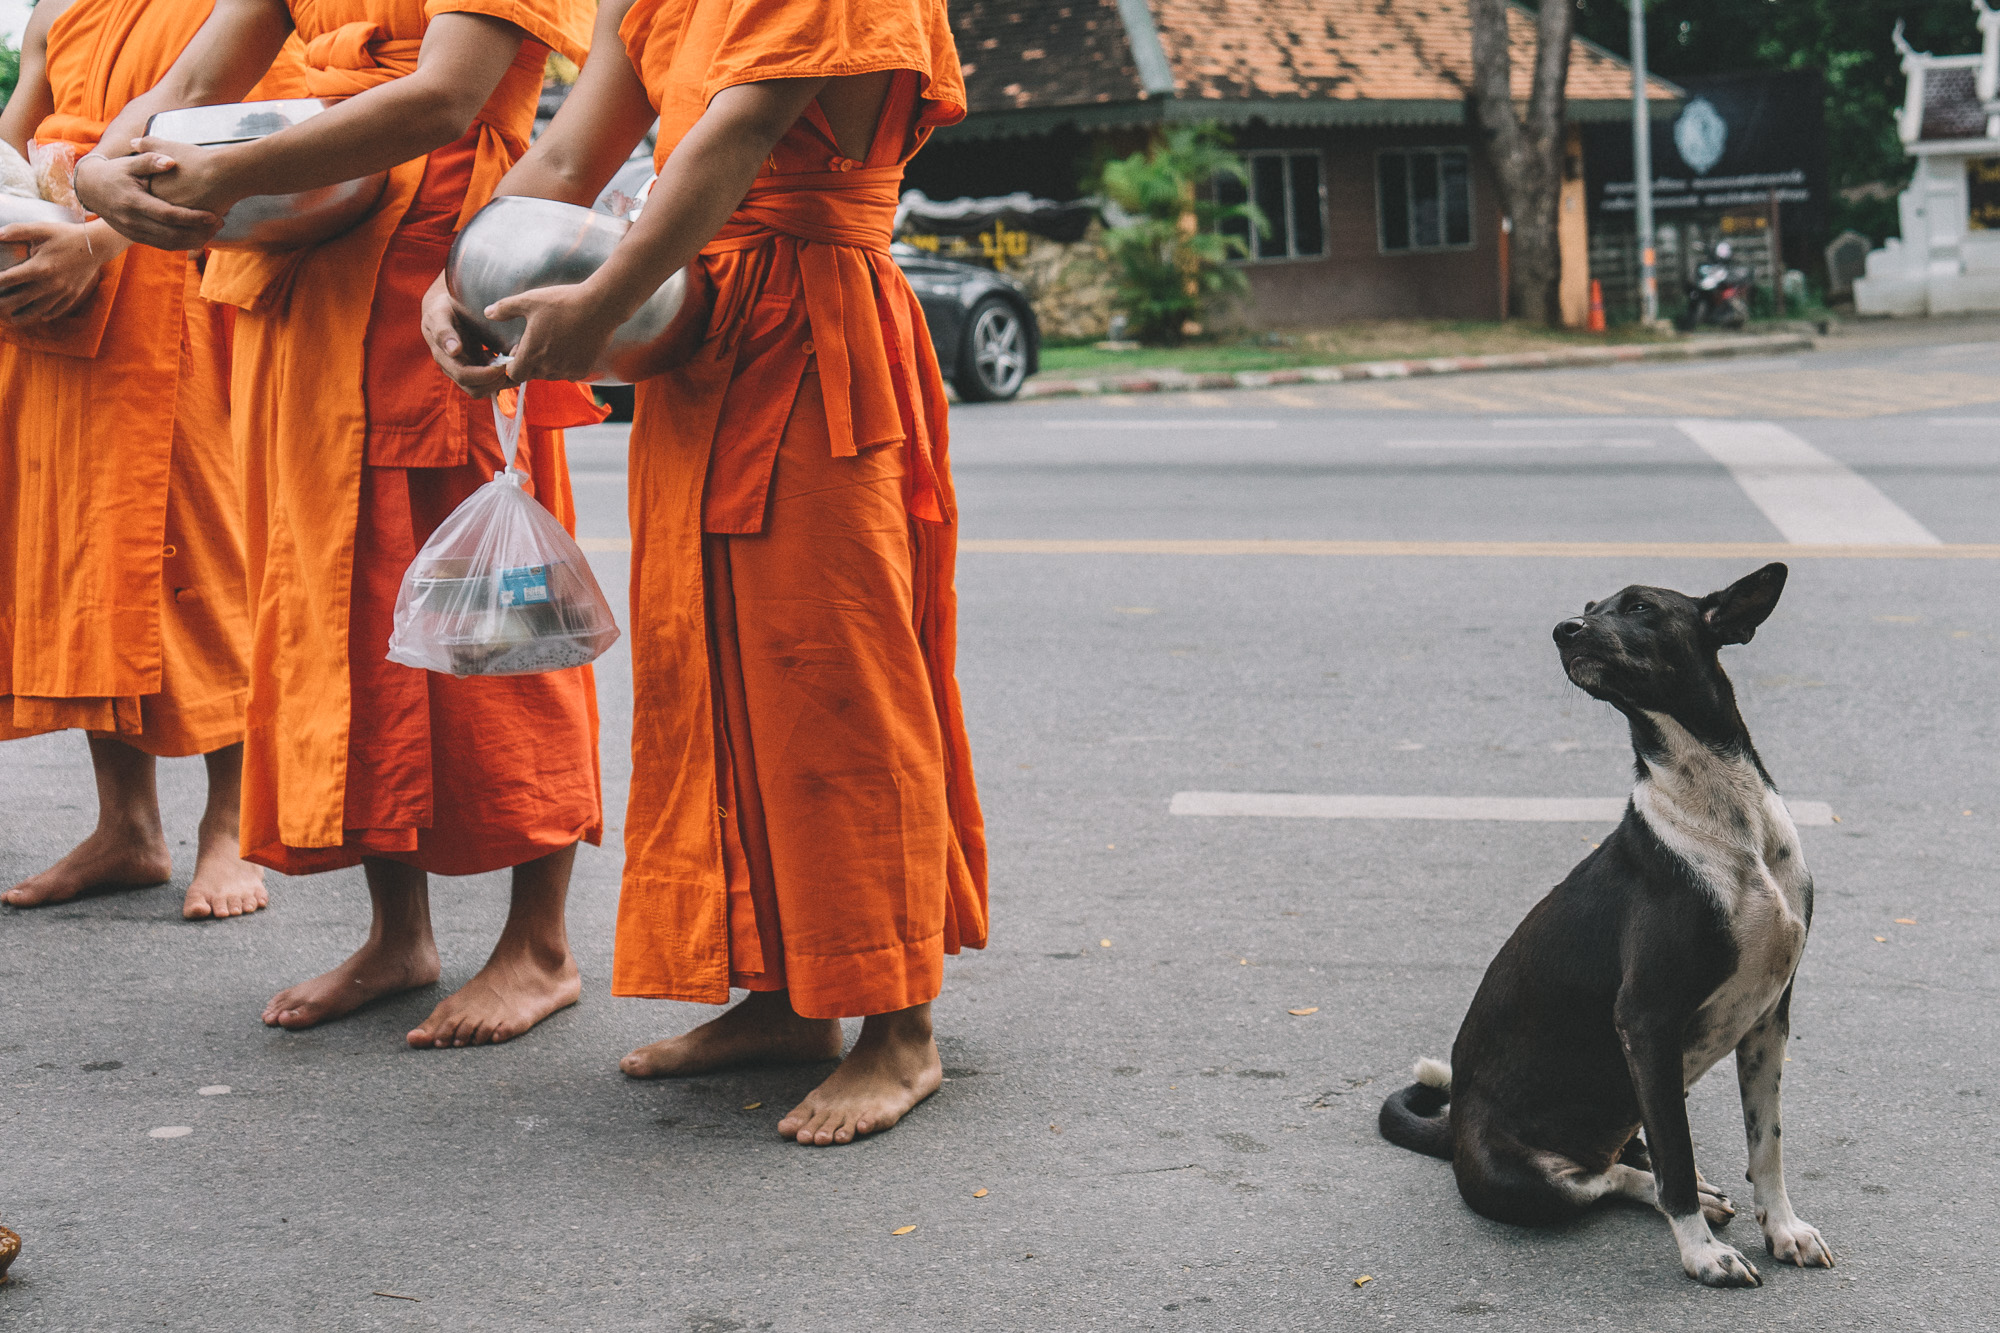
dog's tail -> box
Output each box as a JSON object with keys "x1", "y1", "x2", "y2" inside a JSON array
[{"x1": 1377, "y1": 1057, "x2": 1454, "y2": 1161}]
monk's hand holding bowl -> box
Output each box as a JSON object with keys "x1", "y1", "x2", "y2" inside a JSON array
[
  {"x1": 421, "y1": 271, "x2": 514, "y2": 400},
  {"x1": 73, "y1": 148, "x2": 221, "y2": 251},
  {"x1": 485, "y1": 281, "x2": 625, "y2": 385},
  {"x1": 128, "y1": 137, "x2": 247, "y2": 225},
  {"x1": 0, "y1": 220, "x2": 126, "y2": 321}
]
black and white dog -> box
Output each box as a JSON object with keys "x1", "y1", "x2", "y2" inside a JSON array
[{"x1": 1378, "y1": 564, "x2": 1835, "y2": 1287}]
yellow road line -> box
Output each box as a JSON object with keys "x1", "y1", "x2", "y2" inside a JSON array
[
  {"x1": 582, "y1": 536, "x2": 2000, "y2": 558},
  {"x1": 957, "y1": 539, "x2": 2000, "y2": 559}
]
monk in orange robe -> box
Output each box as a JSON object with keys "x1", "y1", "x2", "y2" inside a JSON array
[
  {"x1": 425, "y1": 0, "x2": 987, "y2": 1142},
  {"x1": 0, "y1": 0, "x2": 294, "y2": 919},
  {"x1": 77, "y1": 0, "x2": 604, "y2": 1047}
]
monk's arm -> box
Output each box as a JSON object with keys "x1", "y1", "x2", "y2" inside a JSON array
[
  {"x1": 0, "y1": 0, "x2": 56, "y2": 157},
  {"x1": 80, "y1": 9, "x2": 524, "y2": 249},
  {"x1": 143, "y1": 14, "x2": 528, "y2": 205},
  {"x1": 475, "y1": 78, "x2": 828, "y2": 384},
  {"x1": 0, "y1": 0, "x2": 133, "y2": 322},
  {"x1": 494, "y1": 0, "x2": 655, "y2": 206},
  {"x1": 72, "y1": 0, "x2": 293, "y2": 245}
]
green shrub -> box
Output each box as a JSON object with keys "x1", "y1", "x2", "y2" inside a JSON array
[
  {"x1": 1094, "y1": 125, "x2": 1263, "y2": 345},
  {"x1": 1, "y1": 34, "x2": 20, "y2": 108}
]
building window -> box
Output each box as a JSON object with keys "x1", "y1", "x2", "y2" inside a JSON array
[
  {"x1": 1218, "y1": 151, "x2": 1326, "y2": 262},
  {"x1": 1378, "y1": 148, "x2": 1474, "y2": 252}
]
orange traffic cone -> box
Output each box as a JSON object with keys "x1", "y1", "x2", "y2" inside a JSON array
[{"x1": 1587, "y1": 280, "x2": 1606, "y2": 333}]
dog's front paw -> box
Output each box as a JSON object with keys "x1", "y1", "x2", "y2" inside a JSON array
[
  {"x1": 1683, "y1": 1239, "x2": 1761, "y2": 1288},
  {"x1": 1762, "y1": 1214, "x2": 1834, "y2": 1268}
]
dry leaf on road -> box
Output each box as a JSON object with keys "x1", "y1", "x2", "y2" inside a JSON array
[
  {"x1": 973, "y1": 1189, "x2": 989, "y2": 1198},
  {"x1": 1289, "y1": 1007, "x2": 1319, "y2": 1016},
  {"x1": 892, "y1": 1226, "x2": 917, "y2": 1236}
]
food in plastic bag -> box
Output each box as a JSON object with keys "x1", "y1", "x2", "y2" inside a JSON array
[
  {"x1": 28, "y1": 142, "x2": 84, "y2": 217},
  {"x1": 385, "y1": 383, "x2": 621, "y2": 677},
  {"x1": 0, "y1": 141, "x2": 39, "y2": 202}
]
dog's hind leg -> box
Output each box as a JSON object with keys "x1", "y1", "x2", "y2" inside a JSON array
[
  {"x1": 1736, "y1": 986, "x2": 1834, "y2": 1269},
  {"x1": 1593, "y1": 1156, "x2": 1736, "y2": 1225}
]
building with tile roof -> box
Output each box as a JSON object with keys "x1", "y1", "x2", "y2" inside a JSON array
[
  {"x1": 1855, "y1": 7, "x2": 2000, "y2": 314},
  {"x1": 906, "y1": 1, "x2": 1677, "y2": 327}
]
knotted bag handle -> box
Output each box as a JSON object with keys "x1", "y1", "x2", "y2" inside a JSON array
[{"x1": 493, "y1": 380, "x2": 528, "y2": 482}]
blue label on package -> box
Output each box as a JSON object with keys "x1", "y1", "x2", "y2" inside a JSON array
[{"x1": 498, "y1": 565, "x2": 552, "y2": 607}]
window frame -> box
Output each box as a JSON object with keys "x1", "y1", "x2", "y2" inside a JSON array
[
  {"x1": 1375, "y1": 146, "x2": 1478, "y2": 255},
  {"x1": 1219, "y1": 149, "x2": 1329, "y2": 265}
]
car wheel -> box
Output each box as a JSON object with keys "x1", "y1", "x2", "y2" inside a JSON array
[{"x1": 953, "y1": 298, "x2": 1029, "y2": 402}]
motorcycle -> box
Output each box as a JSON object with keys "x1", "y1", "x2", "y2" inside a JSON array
[{"x1": 1679, "y1": 241, "x2": 1753, "y2": 330}]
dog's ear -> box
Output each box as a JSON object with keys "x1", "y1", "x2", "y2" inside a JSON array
[
  {"x1": 1584, "y1": 600, "x2": 1599, "y2": 614},
  {"x1": 1699, "y1": 563, "x2": 1787, "y2": 646}
]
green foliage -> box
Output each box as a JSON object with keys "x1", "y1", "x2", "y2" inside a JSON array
[
  {"x1": 1093, "y1": 126, "x2": 1264, "y2": 344},
  {"x1": 1, "y1": 33, "x2": 20, "y2": 109},
  {"x1": 1573, "y1": 0, "x2": 1976, "y2": 243}
]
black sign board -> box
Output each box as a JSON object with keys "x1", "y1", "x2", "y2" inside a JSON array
[
  {"x1": 1584, "y1": 70, "x2": 1829, "y2": 235},
  {"x1": 1969, "y1": 157, "x2": 2000, "y2": 231}
]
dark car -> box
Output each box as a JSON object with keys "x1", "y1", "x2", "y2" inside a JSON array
[
  {"x1": 890, "y1": 241, "x2": 1039, "y2": 402},
  {"x1": 589, "y1": 240, "x2": 1039, "y2": 421}
]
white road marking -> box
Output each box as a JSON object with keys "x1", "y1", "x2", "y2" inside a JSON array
[
  {"x1": 1490, "y1": 417, "x2": 1671, "y2": 427},
  {"x1": 1170, "y1": 791, "x2": 1835, "y2": 826},
  {"x1": 148, "y1": 1126, "x2": 194, "y2": 1139},
  {"x1": 1675, "y1": 419, "x2": 1940, "y2": 545},
  {"x1": 1383, "y1": 438, "x2": 1655, "y2": 450},
  {"x1": 1036, "y1": 419, "x2": 1279, "y2": 430},
  {"x1": 197, "y1": 1085, "x2": 231, "y2": 1096}
]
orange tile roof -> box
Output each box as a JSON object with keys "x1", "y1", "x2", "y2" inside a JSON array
[
  {"x1": 1151, "y1": 0, "x2": 1676, "y2": 104},
  {"x1": 952, "y1": 0, "x2": 1677, "y2": 116}
]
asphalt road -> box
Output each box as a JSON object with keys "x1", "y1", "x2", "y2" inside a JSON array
[{"x1": 4, "y1": 320, "x2": 1998, "y2": 1331}]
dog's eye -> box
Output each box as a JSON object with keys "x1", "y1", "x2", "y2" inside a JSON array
[{"x1": 1627, "y1": 601, "x2": 1651, "y2": 614}]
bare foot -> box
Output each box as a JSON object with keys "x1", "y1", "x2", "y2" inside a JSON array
[
  {"x1": 3, "y1": 822, "x2": 171, "y2": 908},
  {"x1": 183, "y1": 815, "x2": 267, "y2": 920},
  {"x1": 263, "y1": 936, "x2": 441, "y2": 1030},
  {"x1": 777, "y1": 1003, "x2": 941, "y2": 1147},
  {"x1": 406, "y1": 944, "x2": 581, "y2": 1049},
  {"x1": 621, "y1": 990, "x2": 843, "y2": 1078}
]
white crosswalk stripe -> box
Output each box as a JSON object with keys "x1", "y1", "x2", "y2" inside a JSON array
[{"x1": 1675, "y1": 419, "x2": 1940, "y2": 545}]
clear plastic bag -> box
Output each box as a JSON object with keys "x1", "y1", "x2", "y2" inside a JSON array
[
  {"x1": 385, "y1": 383, "x2": 621, "y2": 677},
  {"x1": 27, "y1": 142, "x2": 86, "y2": 218}
]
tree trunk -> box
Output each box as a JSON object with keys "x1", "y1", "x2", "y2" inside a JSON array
[{"x1": 1467, "y1": 0, "x2": 1573, "y2": 327}]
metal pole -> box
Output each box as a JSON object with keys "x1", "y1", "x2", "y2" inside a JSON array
[{"x1": 1629, "y1": 0, "x2": 1658, "y2": 324}]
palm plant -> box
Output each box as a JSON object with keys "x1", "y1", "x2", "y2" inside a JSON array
[{"x1": 1095, "y1": 126, "x2": 1264, "y2": 344}]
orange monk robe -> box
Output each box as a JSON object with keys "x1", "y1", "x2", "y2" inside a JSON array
[
  {"x1": 199, "y1": 0, "x2": 605, "y2": 875},
  {"x1": 0, "y1": 0, "x2": 303, "y2": 757},
  {"x1": 612, "y1": 0, "x2": 988, "y2": 1019}
]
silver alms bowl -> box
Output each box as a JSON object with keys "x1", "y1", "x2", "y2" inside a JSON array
[
  {"x1": 444, "y1": 195, "x2": 693, "y2": 386},
  {"x1": 145, "y1": 99, "x2": 387, "y2": 250},
  {"x1": 0, "y1": 195, "x2": 78, "y2": 272}
]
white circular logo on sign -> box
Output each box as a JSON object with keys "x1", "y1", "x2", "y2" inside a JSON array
[{"x1": 1675, "y1": 97, "x2": 1729, "y2": 176}]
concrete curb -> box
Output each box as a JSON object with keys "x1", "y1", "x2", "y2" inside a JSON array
[{"x1": 1018, "y1": 332, "x2": 1816, "y2": 399}]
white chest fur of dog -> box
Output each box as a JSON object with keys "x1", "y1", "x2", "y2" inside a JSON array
[{"x1": 1631, "y1": 712, "x2": 1810, "y2": 1087}]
